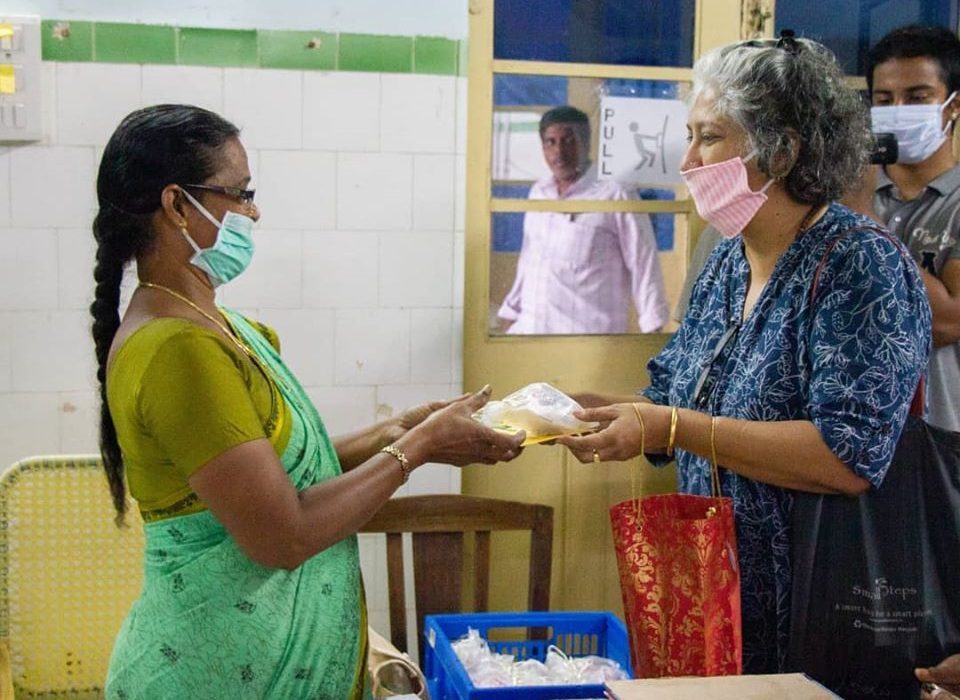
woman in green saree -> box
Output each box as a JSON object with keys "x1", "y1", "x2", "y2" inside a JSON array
[{"x1": 91, "y1": 105, "x2": 525, "y2": 699}]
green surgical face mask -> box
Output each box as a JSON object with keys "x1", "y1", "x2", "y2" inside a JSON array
[{"x1": 179, "y1": 188, "x2": 255, "y2": 287}]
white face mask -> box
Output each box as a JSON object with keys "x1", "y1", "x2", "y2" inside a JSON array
[{"x1": 870, "y1": 91, "x2": 957, "y2": 164}]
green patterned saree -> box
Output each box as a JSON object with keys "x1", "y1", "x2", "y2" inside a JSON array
[{"x1": 106, "y1": 311, "x2": 370, "y2": 699}]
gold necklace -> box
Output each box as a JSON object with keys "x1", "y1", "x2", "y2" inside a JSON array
[
  {"x1": 137, "y1": 282, "x2": 283, "y2": 387},
  {"x1": 138, "y1": 281, "x2": 248, "y2": 351},
  {"x1": 138, "y1": 282, "x2": 290, "y2": 425}
]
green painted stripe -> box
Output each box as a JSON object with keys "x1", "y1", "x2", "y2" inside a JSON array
[
  {"x1": 95, "y1": 22, "x2": 177, "y2": 64},
  {"x1": 458, "y1": 38, "x2": 469, "y2": 76},
  {"x1": 414, "y1": 36, "x2": 457, "y2": 75},
  {"x1": 38, "y1": 19, "x2": 465, "y2": 77},
  {"x1": 41, "y1": 20, "x2": 93, "y2": 62},
  {"x1": 259, "y1": 30, "x2": 337, "y2": 70},
  {"x1": 179, "y1": 27, "x2": 259, "y2": 67},
  {"x1": 339, "y1": 33, "x2": 413, "y2": 73}
]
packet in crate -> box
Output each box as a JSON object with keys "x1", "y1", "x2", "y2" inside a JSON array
[
  {"x1": 472, "y1": 383, "x2": 598, "y2": 446},
  {"x1": 423, "y1": 611, "x2": 633, "y2": 700},
  {"x1": 452, "y1": 627, "x2": 628, "y2": 688}
]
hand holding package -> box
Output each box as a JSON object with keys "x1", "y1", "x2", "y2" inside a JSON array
[{"x1": 472, "y1": 382, "x2": 598, "y2": 446}]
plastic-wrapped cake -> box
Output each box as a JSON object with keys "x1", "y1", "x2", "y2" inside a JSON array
[{"x1": 472, "y1": 382, "x2": 598, "y2": 445}]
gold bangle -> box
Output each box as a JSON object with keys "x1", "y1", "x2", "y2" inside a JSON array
[
  {"x1": 631, "y1": 402, "x2": 646, "y2": 453},
  {"x1": 380, "y1": 444, "x2": 411, "y2": 483},
  {"x1": 667, "y1": 406, "x2": 679, "y2": 457},
  {"x1": 709, "y1": 415, "x2": 722, "y2": 498},
  {"x1": 710, "y1": 416, "x2": 718, "y2": 469},
  {"x1": 631, "y1": 402, "x2": 645, "y2": 429}
]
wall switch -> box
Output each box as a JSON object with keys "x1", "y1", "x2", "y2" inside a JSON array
[{"x1": 0, "y1": 15, "x2": 41, "y2": 141}]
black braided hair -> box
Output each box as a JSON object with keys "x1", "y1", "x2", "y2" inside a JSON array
[{"x1": 92, "y1": 104, "x2": 239, "y2": 523}]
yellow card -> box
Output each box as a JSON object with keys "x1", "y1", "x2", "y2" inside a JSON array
[
  {"x1": 491, "y1": 426, "x2": 595, "y2": 447},
  {"x1": 0, "y1": 25, "x2": 13, "y2": 40},
  {"x1": 0, "y1": 65, "x2": 14, "y2": 94},
  {"x1": 521, "y1": 433, "x2": 565, "y2": 446}
]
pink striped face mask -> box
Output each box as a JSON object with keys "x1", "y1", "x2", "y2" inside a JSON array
[{"x1": 681, "y1": 151, "x2": 774, "y2": 238}]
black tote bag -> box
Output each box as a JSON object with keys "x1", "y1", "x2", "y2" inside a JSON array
[{"x1": 789, "y1": 416, "x2": 960, "y2": 700}]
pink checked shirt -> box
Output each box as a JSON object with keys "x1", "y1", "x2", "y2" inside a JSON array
[{"x1": 498, "y1": 169, "x2": 669, "y2": 334}]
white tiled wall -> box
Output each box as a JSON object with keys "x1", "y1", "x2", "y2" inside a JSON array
[
  {"x1": 1, "y1": 62, "x2": 469, "y2": 643},
  {"x1": 141, "y1": 64, "x2": 225, "y2": 113},
  {"x1": 302, "y1": 72, "x2": 381, "y2": 152},
  {"x1": 337, "y1": 152, "x2": 414, "y2": 230}
]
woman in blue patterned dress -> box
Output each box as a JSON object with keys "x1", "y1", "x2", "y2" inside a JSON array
[{"x1": 559, "y1": 34, "x2": 932, "y2": 674}]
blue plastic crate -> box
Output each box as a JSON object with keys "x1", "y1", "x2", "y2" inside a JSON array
[{"x1": 423, "y1": 611, "x2": 632, "y2": 700}]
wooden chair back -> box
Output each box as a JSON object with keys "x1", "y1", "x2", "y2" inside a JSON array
[{"x1": 359, "y1": 494, "x2": 553, "y2": 660}]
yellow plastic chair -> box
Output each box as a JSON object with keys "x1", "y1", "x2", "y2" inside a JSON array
[{"x1": 0, "y1": 455, "x2": 144, "y2": 699}]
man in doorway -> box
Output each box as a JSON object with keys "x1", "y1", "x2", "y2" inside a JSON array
[
  {"x1": 497, "y1": 105, "x2": 669, "y2": 334},
  {"x1": 866, "y1": 25, "x2": 960, "y2": 432}
]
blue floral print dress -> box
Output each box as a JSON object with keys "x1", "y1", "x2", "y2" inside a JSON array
[{"x1": 643, "y1": 203, "x2": 931, "y2": 674}]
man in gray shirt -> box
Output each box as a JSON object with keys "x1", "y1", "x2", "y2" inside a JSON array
[
  {"x1": 677, "y1": 26, "x2": 960, "y2": 431},
  {"x1": 868, "y1": 26, "x2": 960, "y2": 432}
]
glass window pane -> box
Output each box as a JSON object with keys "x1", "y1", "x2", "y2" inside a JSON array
[
  {"x1": 494, "y1": 74, "x2": 568, "y2": 107},
  {"x1": 492, "y1": 75, "x2": 688, "y2": 194},
  {"x1": 776, "y1": 0, "x2": 957, "y2": 76},
  {"x1": 494, "y1": 0, "x2": 696, "y2": 67},
  {"x1": 488, "y1": 75, "x2": 692, "y2": 336},
  {"x1": 489, "y1": 207, "x2": 689, "y2": 337}
]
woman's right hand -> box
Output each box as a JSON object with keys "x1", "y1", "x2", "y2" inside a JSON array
[
  {"x1": 399, "y1": 386, "x2": 525, "y2": 467},
  {"x1": 556, "y1": 402, "x2": 671, "y2": 463}
]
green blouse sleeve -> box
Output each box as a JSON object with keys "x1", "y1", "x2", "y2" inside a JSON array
[{"x1": 136, "y1": 328, "x2": 268, "y2": 481}]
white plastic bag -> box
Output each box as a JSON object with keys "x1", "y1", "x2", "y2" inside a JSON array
[
  {"x1": 451, "y1": 627, "x2": 628, "y2": 688},
  {"x1": 473, "y1": 382, "x2": 598, "y2": 445}
]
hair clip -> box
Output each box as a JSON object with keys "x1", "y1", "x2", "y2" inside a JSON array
[{"x1": 776, "y1": 29, "x2": 801, "y2": 55}]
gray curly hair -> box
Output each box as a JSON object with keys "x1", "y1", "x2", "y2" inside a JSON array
[{"x1": 690, "y1": 36, "x2": 871, "y2": 205}]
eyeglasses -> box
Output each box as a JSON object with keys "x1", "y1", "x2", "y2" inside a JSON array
[
  {"x1": 693, "y1": 321, "x2": 741, "y2": 409},
  {"x1": 183, "y1": 183, "x2": 256, "y2": 204}
]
